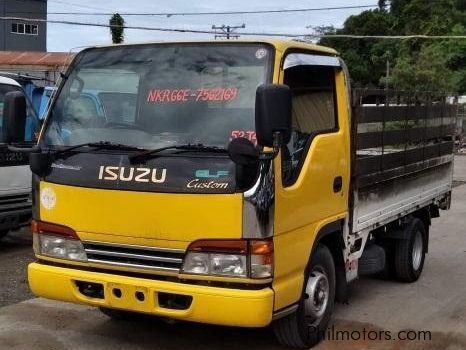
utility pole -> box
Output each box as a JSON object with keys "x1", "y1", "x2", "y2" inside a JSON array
[
  {"x1": 385, "y1": 50, "x2": 392, "y2": 90},
  {"x1": 386, "y1": 58, "x2": 390, "y2": 90},
  {"x1": 212, "y1": 24, "x2": 245, "y2": 39}
]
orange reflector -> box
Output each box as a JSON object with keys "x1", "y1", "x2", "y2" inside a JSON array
[{"x1": 250, "y1": 240, "x2": 274, "y2": 255}]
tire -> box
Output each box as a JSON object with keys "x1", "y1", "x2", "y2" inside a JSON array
[
  {"x1": 273, "y1": 244, "x2": 336, "y2": 348},
  {"x1": 0, "y1": 229, "x2": 9, "y2": 240},
  {"x1": 99, "y1": 307, "x2": 141, "y2": 321},
  {"x1": 394, "y1": 218, "x2": 426, "y2": 282}
]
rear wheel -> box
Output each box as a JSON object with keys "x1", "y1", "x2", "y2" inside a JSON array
[
  {"x1": 394, "y1": 218, "x2": 426, "y2": 282},
  {"x1": 273, "y1": 244, "x2": 335, "y2": 348}
]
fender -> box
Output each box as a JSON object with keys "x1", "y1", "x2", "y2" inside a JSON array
[
  {"x1": 307, "y1": 219, "x2": 348, "y2": 304},
  {"x1": 273, "y1": 219, "x2": 347, "y2": 319}
]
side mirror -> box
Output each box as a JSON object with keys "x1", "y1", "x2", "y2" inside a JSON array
[
  {"x1": 2, "y1": 91, "x2": 27, "y2": 144},
  {"x1": 255, "y1": 84, "x2": 292, "y2": 147},
  {"x1": 29, "y1": 151, "x2": 52, "y2": 177}
]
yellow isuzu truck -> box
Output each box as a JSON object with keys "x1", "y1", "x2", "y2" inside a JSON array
[{"x1": 4, "y1": 40, "x2": 456, "y2": 348}]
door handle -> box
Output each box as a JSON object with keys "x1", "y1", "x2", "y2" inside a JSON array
[{"x1": 333, "y1": 176, "x2": 343, "y2": 193}]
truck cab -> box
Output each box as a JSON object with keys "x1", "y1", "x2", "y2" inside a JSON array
[
  {"x1": 4, "y1": 40, "x2": 454, "y2": 348},
  {"x1": 0, "y1": 76, "x2": 39, "y2": 240}
]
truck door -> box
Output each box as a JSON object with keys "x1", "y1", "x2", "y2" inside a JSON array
[{"x1": 273, "y1": 54, "x2": 350, "y2": 310}]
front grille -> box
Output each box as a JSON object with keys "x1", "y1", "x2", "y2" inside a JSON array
[
  {"x1": 83, "y1": 241, "x2": 185, "y2": 273},
  {"x1": 0, "y1": 193, "x2": 30, "y2": 214}
]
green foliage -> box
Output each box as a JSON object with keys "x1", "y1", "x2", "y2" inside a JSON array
[
  {"x1": 320, "y1": 9, "x2": 396, "y2": 87},
  {"x1": 109, "y1": 13, "x2": 125, "y2": 44},
  {"x1": 319, "y1": 0, "x2": 466, "y2": 93},
  {"x1": 391, "y1": 45, "x2": 459, "y2": 91}
]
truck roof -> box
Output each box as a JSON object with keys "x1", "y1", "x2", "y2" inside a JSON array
[{"x1": 89, "y1": 39, "x2": 338, "y2": 56}]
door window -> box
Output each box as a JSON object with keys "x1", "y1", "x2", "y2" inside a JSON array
[{"x1": 282, "y1": 63, "x2": 338, "y2": 185}]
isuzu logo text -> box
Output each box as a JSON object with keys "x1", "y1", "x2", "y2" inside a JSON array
[{"x1": 98, "y1": 166, "x2": 167, "y2": 183}]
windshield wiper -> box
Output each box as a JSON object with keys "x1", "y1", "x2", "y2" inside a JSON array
[
  {"x1": 129, "y1": 143, "x2": 226, "y2": 163},
  {"x1": 51, "y1": 141, "x2": 144, "y2": 160}
]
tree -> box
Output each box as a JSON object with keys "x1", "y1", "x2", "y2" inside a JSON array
[
  {"x1": 391, "y1": 44, "x2": 460, "y2": 91},
  {"x1": 378, "y1": 0, "x2": 388, "y2": 11},
  {"x1": 109, "y1": 13, "x2": 125, "y2": 44},
  {"x1": 318, "y1": 0, "x2": 466, "y2": 93},
  {"x1": 390, "y1": 0, "x2": 465, "y2": 92},
  {"x1": 319, "y1": 9, "x2": 397, "y2": 87}
]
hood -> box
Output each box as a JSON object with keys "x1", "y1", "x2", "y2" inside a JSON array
[{"x1": 38, "y1": 153, "x2": 242, "y2": 249}]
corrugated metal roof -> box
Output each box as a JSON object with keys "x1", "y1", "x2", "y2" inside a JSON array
[{"x1": 0, "y1": 51, "x2": 73, "y2": 67}]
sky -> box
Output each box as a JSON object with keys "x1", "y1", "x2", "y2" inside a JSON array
[{"x1": 46, "y1": 0, "x2": 377, "y2": 52}]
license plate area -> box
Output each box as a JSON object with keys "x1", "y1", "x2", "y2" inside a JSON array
[{"x1": 106, "y1": 282, "x2": 152, "y2": 312}]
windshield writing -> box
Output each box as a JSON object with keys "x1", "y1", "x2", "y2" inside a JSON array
[{"x1": 146, "y1": 87, "x2": 238, "y2": 104}]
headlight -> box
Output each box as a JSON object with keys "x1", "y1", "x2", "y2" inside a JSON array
[
  {"x1": 33, "y1": 233, "x2": 87, "y2": 262},
  {"x1": 181, "y1": 239, "x2": 273, "y2": 279},
  {"x1": 32, "y1": 220, "x2": 87, "y2": 262},
  {"x1": 182, "y1": 252, "x2": 247, "y2": 277}
]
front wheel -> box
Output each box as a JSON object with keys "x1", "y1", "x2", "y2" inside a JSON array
[{"x1": 273, "y1": 244, "x2": 336, "y2": 348}]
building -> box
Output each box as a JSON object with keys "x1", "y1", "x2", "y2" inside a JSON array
[
  {"x1": 0, "y1": 0, "x2": 47, "y2": 51},
  {"x1": 0, "y1": 51, "x2": 72, "y2": 86}
]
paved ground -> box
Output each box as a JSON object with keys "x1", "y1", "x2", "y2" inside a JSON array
[
  {"x1": 454, "y1": 154, "x2": 466, "y2": 182},
  {"x1": 0, "y1": 156, "x2": 465, "y2": 350},
  {"x1": 0, "y1": 229, "x2": 33, "y2": 307}
]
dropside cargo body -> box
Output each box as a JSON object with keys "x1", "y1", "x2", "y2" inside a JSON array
[{"x1": 345, "y1": 89, "x2": 455, "y2": 274}]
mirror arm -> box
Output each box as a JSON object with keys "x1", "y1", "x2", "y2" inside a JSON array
[
  {"x1": 272, "y1": 131, "x2": 283, "y2": 150},
  {"x1": 259, "y1": 131, "x2": 283, "y2": 160}
]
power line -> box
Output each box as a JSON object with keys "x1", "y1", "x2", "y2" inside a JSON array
[
  {"x1": 311, "y1": 34, "x2": 466, "y2": 39},
  {"x1": 1, "y1": 16, "x2": 223, "y2": 35},
  {"x1": 1, "y1": 16, "x2": 466, "y2": 39},
  {"x1": 21, "y1": 4, "x2": 380, "y2": 16}
]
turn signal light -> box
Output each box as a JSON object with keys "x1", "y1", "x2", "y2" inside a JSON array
[{"x1": 250, "y1": 240, "x2": 274, "y2": 278}]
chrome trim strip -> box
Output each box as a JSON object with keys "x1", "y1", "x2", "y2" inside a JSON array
[
  {"x1": 242, "y1": 158, "x2": 275, "y2": 238},
  {"x1": 84, "y1": 248, "x2": 183, "y2": 263},
  {"x1": 83, "y1": 240, "x2": 185, "y2": 254},
  {"x1": 272, "y1": 304, "x2": 299, "y2": 321},
  {"x1": 86, "y1": 259, "x2": 180, "y2": 272},
  {"x1": 36, "y1": 254, "x2": 181, "y2": 277}
]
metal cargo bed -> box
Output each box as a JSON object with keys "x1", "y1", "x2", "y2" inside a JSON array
[{"x1": 350, "y1": 89, "x2": 457, "y2": 235}]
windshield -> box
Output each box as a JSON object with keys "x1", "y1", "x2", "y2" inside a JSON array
[
  {"x1": 43, "y1": 43, "x2": 272, "y2": 149},
  {"x1": 0, "y1": 84, "x2": 38, "y2": 143}
]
